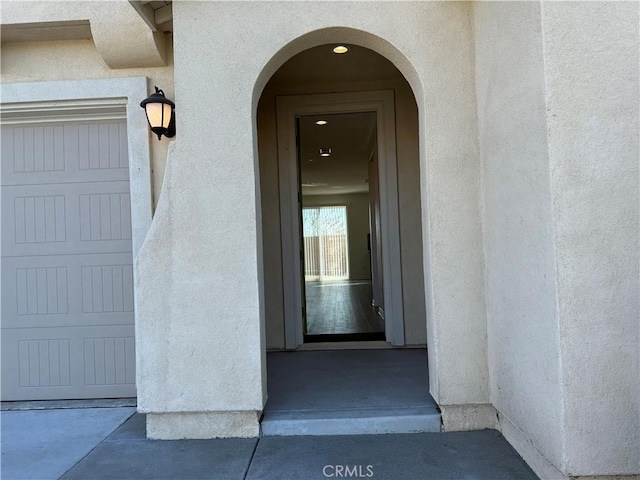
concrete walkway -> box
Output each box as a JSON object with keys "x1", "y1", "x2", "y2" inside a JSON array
[
  {"x1": 1, "y1": 408, "x2": 538, "y2": 480},
  {"x1": 1, "y1": 407, "x2": 136, "y2": 480}
]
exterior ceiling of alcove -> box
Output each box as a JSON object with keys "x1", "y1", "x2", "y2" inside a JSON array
[{"x1": 265, "y1": 44, "x2": 406, "y2": 197}]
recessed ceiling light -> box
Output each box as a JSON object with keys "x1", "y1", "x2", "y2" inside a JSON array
[
  {"x1": 333, "y1": 45, "x2": 348, "y2": 54},
  {"x1": 316, "y1": 120, "x2": 327, "y2": 125},
  {"x1": 319, "y1": 147, "x2": 331, "y2": 157}
]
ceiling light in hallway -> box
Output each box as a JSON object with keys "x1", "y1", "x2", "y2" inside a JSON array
[{"x1": 332, "y1": 45, "x2": 349, "y2": 54}]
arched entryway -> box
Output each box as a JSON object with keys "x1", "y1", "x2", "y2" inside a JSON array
[
  {"x1": 137, "y1": 4, "x2": 489, "y2": 439},
  {"x1": 254, "y1": 37, "x2": 436, "y2": 434},
  {"x1": 257, "y1": 43, "x2": 426, "y2": 350}
]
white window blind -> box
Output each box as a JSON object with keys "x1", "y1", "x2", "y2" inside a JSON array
[{"x1": 302, "y1": 206, "x2": 349, "y2": 280}]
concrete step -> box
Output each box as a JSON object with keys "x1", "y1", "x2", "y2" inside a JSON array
[{"x1": 260, "y1": 405, "x2": 441, "y2": 436}]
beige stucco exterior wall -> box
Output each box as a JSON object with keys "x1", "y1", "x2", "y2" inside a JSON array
[
  {"x1": 1, "y1": 37, "x2": 174, "y2": 209},
  {"x1": 474, "y1": 1, "x2": 564, "y2": 473},
  {"x1": 0, "y1": 0, "x2": 167, "y2": 68},
  {"x1": 542, "y1": 2, "x2": 639, "y2": 476},
  {"x1": 134, "y1": 0, "x2": 489, "y2": 438},
  {"x1": 2, "y1": 1, "x2": 638, "y2": 475},
  {"x1": 474, "y1": 1, "x2": 639, "y2": 477},
  {"x1": 1, "y1": 0, "x2": 174, "y2": 209}
]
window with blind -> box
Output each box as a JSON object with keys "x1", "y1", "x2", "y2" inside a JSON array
[{"x1": 302, "y1": 206, "x2": 349, "y2": 281}]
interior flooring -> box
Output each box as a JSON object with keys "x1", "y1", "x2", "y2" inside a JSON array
[{"x1": 304, "y1": 280, "x2": 384, "y2": 335}]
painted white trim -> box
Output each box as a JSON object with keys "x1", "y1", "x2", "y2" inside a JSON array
[
  {"x1": 1, "y1": 77, "x2": 153, "y2": 259},
  {"x1": 276, "y1": 90, "x2": 405, "y2": 348},
  {"x1": 1, "y1": 98, "x2": 127, "y2": 125}
]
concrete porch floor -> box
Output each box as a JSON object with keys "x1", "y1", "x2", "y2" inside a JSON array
[
  {"x1": 262, "y1": 348, "x2": 441, "y2": 435},
  {"x1": 1, "y1": 408, "x2": 538, "y2": 479},
  {"x1": 1, "y1": 349, "x2": 539, "y2": 479}
]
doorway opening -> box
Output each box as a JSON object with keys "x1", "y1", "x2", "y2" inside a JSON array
[
  {"x1": 257, "y1": 42, "x2": 427, "y2": 352},
  {"x1": 276, "y1": 91, "x2": 404, "y2": 348},
  {"x1": 297, "y1": 112, "x2": 385, "y2": 343},
  {"x1": 256, "y1": 37, "x2": 434, "y2": 435}
]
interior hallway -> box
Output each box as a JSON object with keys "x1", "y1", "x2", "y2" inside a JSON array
[{"x1": 304, "y1": 280, "x2": 384, "y2": 335}]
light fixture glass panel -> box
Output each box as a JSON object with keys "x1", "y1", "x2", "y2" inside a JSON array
[{"x1": 145, "y1": 103, "x2": 172, "y2": 129}]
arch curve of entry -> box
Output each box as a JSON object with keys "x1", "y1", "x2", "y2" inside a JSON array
[{"x1": 251, "y1": 26, "x2": 424, "y2": 111}]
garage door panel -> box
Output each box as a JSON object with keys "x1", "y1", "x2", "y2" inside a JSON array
[
  {"x1": 2, "y1": 182, "x2": 132, "y2": 257},
  {"x1": 2, "y1": 118, "x2": 136, "y2": 401},
  {"x1": 1, "y1": 325, "x2": 136, "y2": 400},
  {"x1": 1, "y1": 122, "x2": 129, "y2": 186},
  {"x1": 1, "y1": 253, "x2": 134, "y2": 329}
]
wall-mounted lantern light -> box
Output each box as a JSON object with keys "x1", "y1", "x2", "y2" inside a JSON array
[{"x1": 140, "y1": 86, "x2": 175, "y2": 140}]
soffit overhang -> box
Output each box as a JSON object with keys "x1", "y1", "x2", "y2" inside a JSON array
[
  {"x1": 128, "y1": 1, "x2": 173, "y2": 33},
  {"x1": 0, "y1": 1, "x2": 170, "y2": 69}
]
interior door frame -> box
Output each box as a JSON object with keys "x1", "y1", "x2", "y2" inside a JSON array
[{"x1": 276, "y1": 90, "x2": 405, "y2": 348}]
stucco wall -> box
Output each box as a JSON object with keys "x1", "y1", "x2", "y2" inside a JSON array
[
  {"x1": 475, "y1": 1, "x2": 640, "y2": 476},
  {"x1": 303, "y1": 193, "x2": 372, "y2": 282},
  {"x1": 542, "y1": 1, "x2": 639, "y2": 475},
  {"x1": 257, "y1": 52, "x2": 427, "y2": 349},
  {"x1": 0, "y1": 37, "x2": 174, "y2": 209},
  {"x1": 132, "y1": 0, "x2": 488, "y2": 437},
  {"x1": 0, "y1": 0, "x2": 167, "y2": 68},
  {"x1": 474, "y1": 0, "x2": 563, "y2": 471},
  {"x1": 3, "y1": 2, "x2": 638, "y2": 473}
]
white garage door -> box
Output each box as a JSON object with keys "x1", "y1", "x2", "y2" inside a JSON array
[{"x1": 1, "y1": 117, "x2": 136, "y2": 400}]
